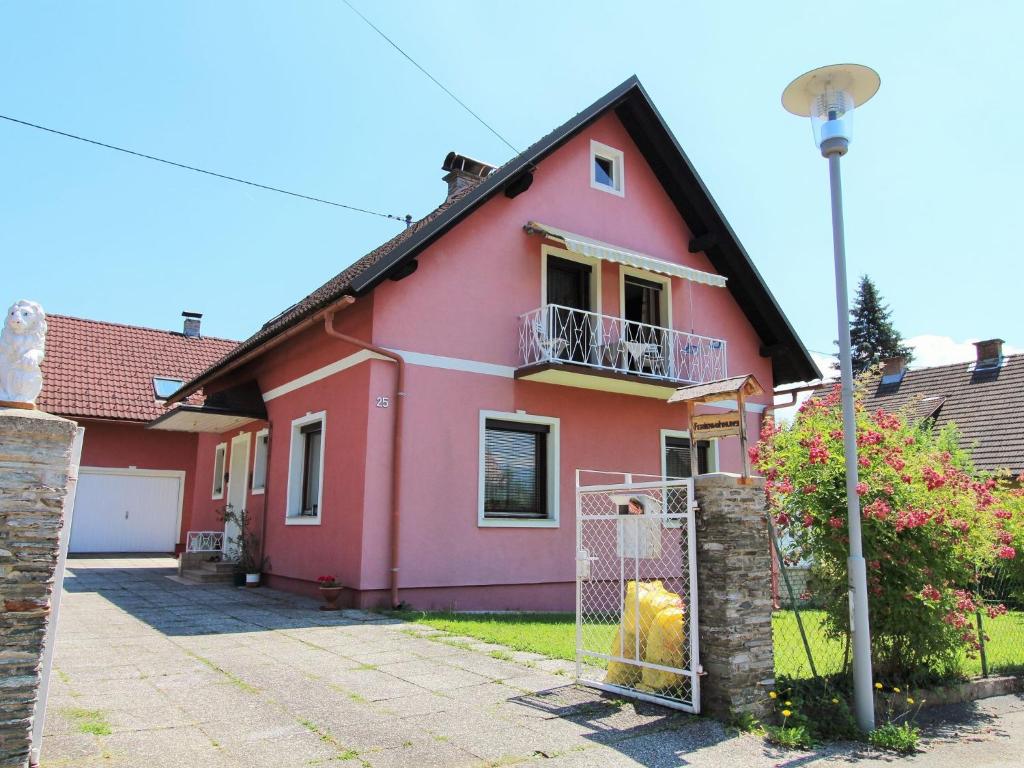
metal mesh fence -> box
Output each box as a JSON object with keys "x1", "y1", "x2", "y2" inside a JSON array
[
  {"x1": 975, "y1": 567, "x2": 1024, "y2": 677},
  {"x1": 770, "y1": 522, "x2": 1024, "y2": 682},
  {"x1": 769, "y1": 522, "x2": 849, "y2": 682},
  {"x1": 575, "y1": 472, "x2": 699, "y2": 712}
]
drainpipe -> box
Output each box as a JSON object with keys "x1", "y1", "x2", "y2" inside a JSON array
[{"x1": 323, "y1": 301, "x2": 406, "y2": 608}]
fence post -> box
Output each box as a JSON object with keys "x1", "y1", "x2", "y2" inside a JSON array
[
  {"x1": 975, "y1": 609, "x2": 989, "y2": 678},
  {"x1": 0, "y1": 408, "x2": 79, "y2": 768},
  {"x1": 694, "y1": 473, "x2": 774, "y2": 718}
]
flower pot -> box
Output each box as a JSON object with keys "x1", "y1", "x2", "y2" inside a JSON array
[
  {"x1": 232, "y1": 571, "x2": 246, "y2": 587},
  {"x1": 245, "y1": 572, "x2": 261, "y2": 588},
  {"x1": 319, "y1": 585, "x2": 343, "y2": 611}
]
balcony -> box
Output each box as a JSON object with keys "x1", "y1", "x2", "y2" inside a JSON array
[{"x1": 517, "y1": 304, "x2": 727, "y2": 396}]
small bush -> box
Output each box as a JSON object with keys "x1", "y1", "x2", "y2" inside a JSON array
[
  {"x1": 869, "y1": 722, "x2": 920, "y2": 753},
  {"x1": 764, "y1": 723, "x2": 813, "y2": 749}
]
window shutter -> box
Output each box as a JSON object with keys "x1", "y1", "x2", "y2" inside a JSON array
[{"x1": 484, "y1": 420, "x2": 548, "y2": 519}]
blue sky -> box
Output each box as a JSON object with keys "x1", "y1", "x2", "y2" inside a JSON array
[{"x1": 2, "y1": 1, "x2": 1017, "y2": 366}]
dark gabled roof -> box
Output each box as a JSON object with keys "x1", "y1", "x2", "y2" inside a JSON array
[
  {"x1": 174, "y1": 76, "x2": 817, "y2": 401},
  {"x1": 849, "y1": 355, "x2": 1023, "y2": 475}
]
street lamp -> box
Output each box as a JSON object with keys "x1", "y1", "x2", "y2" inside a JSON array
[{"x1": 782, "y1": 63, "x2": 880, "y2": 732}]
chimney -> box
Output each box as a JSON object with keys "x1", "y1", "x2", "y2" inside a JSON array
[
  {"x1": 880, "y1": 355, "x2": 908, "y2": 384},
  {"x1": 974, "y1": 338, "x2": 1004, "y2": 369},
  {"x1": 441, "y1": 151, "x2": 495, "y2": 198},
  {"x1": 182, "y1": 311, "x2": 202, "y2": 338}
]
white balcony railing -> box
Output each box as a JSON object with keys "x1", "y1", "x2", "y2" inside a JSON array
[{"x1": 518, "y1": 304, "x2": 727, "y2": 386}]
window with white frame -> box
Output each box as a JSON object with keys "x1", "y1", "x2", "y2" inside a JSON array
[
  {"x1": 286, "y1": 413, "x2": 325, "y2": 523},
  {"x1": 590, "y1": 140, "x2": 625, "y2": 196},
  {"x1": 251, "y1": 429, "x2": 269, "y2": 494},
  {"x1": 211, "y1": 442, "x2": 227, "y2": 499},
  {"x1": 479, "y1": 412, "x2": 559, "y2": 527}
]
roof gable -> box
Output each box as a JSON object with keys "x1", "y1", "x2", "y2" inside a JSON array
[{"x1": 175, "y1": 76, "x2": 817, "y2": 400}]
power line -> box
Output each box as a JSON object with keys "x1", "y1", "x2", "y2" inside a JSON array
[
  {"x1": 0, "y1": 114, "x2": 410, "y2": 222},
  {"x1": 339, "y1": 0, "x2": 519, "y2": 155}
]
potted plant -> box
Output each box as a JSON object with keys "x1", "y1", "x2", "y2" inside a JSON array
[
  {"x1": 218, "y1": 504, "x2": 269, "y2": 587},
  {"x1": 317, "y1": 575, "x2": 343, "y2": 611}
]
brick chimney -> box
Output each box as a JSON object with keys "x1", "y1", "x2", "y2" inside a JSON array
[
  {"x1": 181, "y1": 311, "x2": 202, "y2": 338},
  {"x1": 441, "y1": 152, "x2": 495, "y2": 198},
  {"x1": 880, "y1": 355, "x2": 908, "y2": 383},
  {"x1": 974, "y1": 338, "x2": 1004, "y2": 369}
]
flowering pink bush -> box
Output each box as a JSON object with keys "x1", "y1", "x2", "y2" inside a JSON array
[{"x1": 755, "y1": 382, "x2": 1019, "y2": 677}]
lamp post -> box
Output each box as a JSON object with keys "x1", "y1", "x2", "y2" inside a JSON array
[{"x1": 782, "y1": 63, "x2": 880, "y2": 732}]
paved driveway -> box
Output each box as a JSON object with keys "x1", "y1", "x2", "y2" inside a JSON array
[{"x1": 40, "y1": 558, "x2": 1024, "y2": 767}]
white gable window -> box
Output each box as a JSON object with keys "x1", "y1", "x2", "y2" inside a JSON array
[
  {"x1": 211, "y1": 442, "x2": 227, "y2": 499},
  {"x1": 590, "y1": 140, "x2": 625, "y2": 196},
  {"x1": 251, "y1": 429, "x2": 269, "y2": 494},
  {"x1": 286, "y1": 412, "x2": 325, "y2": 525}
]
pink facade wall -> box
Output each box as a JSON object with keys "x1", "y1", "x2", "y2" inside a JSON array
[
  {"x1": 190, "y1": 110, "x2": 776, "y2": 609},
  {"x1": 78, "y1": 419, "x2": 200, "y2": 550}
]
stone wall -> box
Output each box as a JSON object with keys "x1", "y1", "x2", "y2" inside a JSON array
[
  {"x1": 694, "y1": 472, "x2": 774, "y2": 719},
  {"x1": 0, "y1": 409, "x2": 77, "y2": 768}
]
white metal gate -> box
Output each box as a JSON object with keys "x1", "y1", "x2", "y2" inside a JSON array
[{"x1": 575, "y1": 470, "x2": 701, "y2": 713}]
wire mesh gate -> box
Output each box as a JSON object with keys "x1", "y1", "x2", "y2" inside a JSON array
[{"x1": 575, "y1": 470, "x2": 701, "y2": 713}]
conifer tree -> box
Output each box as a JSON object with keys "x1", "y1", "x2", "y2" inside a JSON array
[{"x1": 848, "y1": 275, "x2": 912, "y2": 375}]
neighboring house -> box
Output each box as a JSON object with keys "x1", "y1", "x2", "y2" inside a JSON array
[
  {"x1": 859, "y1": 340, "x2": 1023, "y2": 478},
  {"x1": 37, "y1": 313, "x2": 236, "y2": 553},
  {"x1": 160, "y1": 77, "x2": 818, "y2": 610}
]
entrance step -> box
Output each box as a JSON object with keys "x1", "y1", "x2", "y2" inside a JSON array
[
  {"x1": 177, "y1": 568, "x2": 235, "y2": 584},
  {"x1": 196, "y1": 560, "x2": 237, "y2": 575}
]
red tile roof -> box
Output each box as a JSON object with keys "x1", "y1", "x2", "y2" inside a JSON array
[{"x1": 37, "y1": 315, "x2": 237, "y2": 422}]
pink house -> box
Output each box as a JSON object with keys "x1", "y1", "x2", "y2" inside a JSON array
[{"x1": 157, "y1": 77, "x2": 817, "y2": 610}]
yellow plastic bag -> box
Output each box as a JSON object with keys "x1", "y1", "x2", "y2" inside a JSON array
[
  {"x1": 621, "y1": 580, "x2": 662, "y2": 637},
  {"x1": 603, "y1": 626, "x2": 641, "y2": 686},
  {"x1": 640, "y1": 606, "x2": 686, "y2": 691}
]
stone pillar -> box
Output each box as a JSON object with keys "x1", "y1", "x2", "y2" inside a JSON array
[
  {"x1": 694, "y1": 472, "x2": 774, "y2": 719},
  {"x1": 0, "y1": 409, "x2": 78, "y2": 768}
]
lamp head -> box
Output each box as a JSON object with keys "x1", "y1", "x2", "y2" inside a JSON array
[{"x1": 782, "y1": 64, "x2": 880, "y2": 156}]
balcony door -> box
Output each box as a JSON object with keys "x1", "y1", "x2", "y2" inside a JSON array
[
  {"x1": 623, "y1": 274, "x2": 665, "y2": 374},
  {"x1": 546, "y1": 255, "x2": 593, "y2": 364}
]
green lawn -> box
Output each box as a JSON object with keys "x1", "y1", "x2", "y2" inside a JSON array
[{"x1": 392, "y1": 608, "x2": 1024, "y2": 680}]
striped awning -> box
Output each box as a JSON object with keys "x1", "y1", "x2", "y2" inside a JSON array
[{"x1": 524, "y1": 221, "x2": 727, "y2": 288}]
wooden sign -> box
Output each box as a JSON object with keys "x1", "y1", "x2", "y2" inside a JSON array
[{"x1": 691, "y1": 411, "x2": 742, "y2": 439}]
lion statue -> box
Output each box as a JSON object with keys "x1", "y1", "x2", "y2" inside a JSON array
[{"x1": 0, "y1": 299, "x2": 48, "y2": 405}]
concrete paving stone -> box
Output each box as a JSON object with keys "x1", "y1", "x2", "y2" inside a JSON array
[
  {"x1": 36, "y1": 731, "x2": 102, "y2": 765},
  {"x1": 441, "y1": 724, "x2": 567, "y2": 764},
  {"x1": 374, "y1": 657, "x2": 455, "y2": 678},
  {"x1": 531, "y1": 657, "x2": 578, "y2": 674},
  {"x1": 407, "y1": 639, "x2": 479, "y2": 659},
  {"x1": 502, "y1": 672, "x2": 577, "y2": 694},
  {"x1": 441, "y1": 651, "x2": 533, "y2": 680},
  {"x1": 369, "y1": 690, "x2": 460, "y2": 719},
  {"x1": 361, "y1": 737, "x2": 480, "y2": 768},
  {"x1": 398, "y1": 667, "x2": 494, "y2": 692},
  {"x1": 444, "y1": 681, "x2": 526, "y2": 708},
  {"x1": 99, "y1": 724, "x2": 231, "y2": 768},
  {"x1": 328, "y1": 669, "x2": 432, "y2": 701},
  {"x1": 101, "y1": 702, "x2": 201, "y2": 732}
]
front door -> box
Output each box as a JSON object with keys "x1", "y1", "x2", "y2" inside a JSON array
[
  {"x1": 224, "y1": 432, "x2": 251, "y2": 559},
  {"x1": 547, "y1": 256, "x2": 592, "y2": 363},
  {"x1": 623, "y1": 274, "x2": 665, "y2": 374}
]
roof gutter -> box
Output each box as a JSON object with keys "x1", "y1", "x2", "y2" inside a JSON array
[
  {"x1": 165, "y1": 295, "x2": 357, "y2": 406},
  {"x1": 323, "y1": 299, "x2": 406, "y2": 609}
]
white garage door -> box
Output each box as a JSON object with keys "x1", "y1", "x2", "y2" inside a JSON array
[{"x1": 69, "y1": 470, "x2": 182, "y2": 553}]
